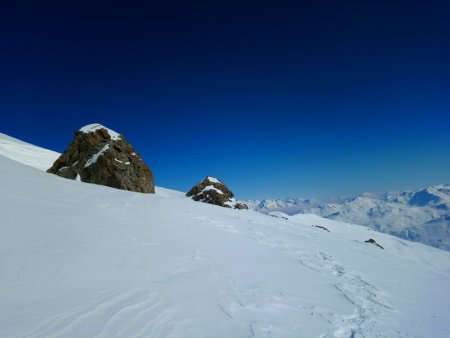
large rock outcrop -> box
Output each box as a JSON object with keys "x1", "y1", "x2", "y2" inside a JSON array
[
  {"x1": 47, "y1": 124, "x2": 155, "y2": 193},
  {"x1": 186, "y1": 176, "x2": 248, "y2": 210}
]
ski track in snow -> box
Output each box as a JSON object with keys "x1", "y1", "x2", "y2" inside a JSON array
[
  {"x1": 1, "y1": 134, "x2": 450, "y2": 338},
  {"x1": 246, "y1": 227, "x2": 395, "y2": 337},
  {"x1": 14, "y1": 204, "x2": 441, "y2": 338},
  {"x1": 184, "y1": 212, "x2": 400, "y2": 338}
]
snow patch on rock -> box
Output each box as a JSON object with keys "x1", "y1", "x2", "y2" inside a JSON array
[
  {"x1": 114, "y1": 158, "x2": 130, "y2": 165},
  {"x1": 84, "y1": 144, "x2": 110, "y2": 168},
  {"x1": 202, "y1": 185, "x2": 224, "y2": 194},
  {"x1": 79, "y1": 123, "x2": 121, "y2": 141},
  {"x1": 206, "y1": 176, "x2": 221, "y2": 184}
]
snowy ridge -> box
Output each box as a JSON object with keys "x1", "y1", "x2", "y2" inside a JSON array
[
  {"x1": 0, "y1": 135, "x2": 450, "y2": 337},
  {"x1": 0, "y1": 133, "x2": 59, "y2": 171}
]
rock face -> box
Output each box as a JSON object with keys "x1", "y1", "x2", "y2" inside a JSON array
[
  {"x1": 186, "y1": 176, "x2": 247, "y2": 210},
  {"x1": 47, "y1": 124, "x2": 155, "y2": 193}
]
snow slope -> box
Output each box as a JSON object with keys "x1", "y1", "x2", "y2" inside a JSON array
[
  {"x1": 245, "y1": 187, "x2": 450, "y2": 251},
  {"x1": 1, "y1": 137, "x2": 450, "y2": 337},
  {"x1": 0, "y1": 133, "x2": 60, "y2": 171}
]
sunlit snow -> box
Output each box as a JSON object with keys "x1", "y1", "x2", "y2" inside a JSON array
[
  {"x1": 0, "y1": 134, "x2": 449, "y2": 337},
  {"x1": 0, "y1": 133, "x2": 59, "y2": 171},
  {"x1": 206, "y1": 176, "x2": 221, "y2": 184}
]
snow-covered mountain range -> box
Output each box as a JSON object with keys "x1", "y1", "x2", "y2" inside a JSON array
[
  {"x1": 244, "y1": 185, "x2": 450, "y2": 251},
  {"x1": 1, "y1": 132, "x2": 450, "y2": 337}
]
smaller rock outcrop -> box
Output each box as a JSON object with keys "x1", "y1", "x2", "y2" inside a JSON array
[
  {"x1": 186, "y1": 176, "x2": 247, "y2": 210},
  {"x1": 365, "y1": 238, "x2": 384, "y2": 250},
  {"x1": 47, "y1": 123, "x2": 155, "y2": 193},
  {"x1": 235, "y1": 203, "x2": 249, "y2": 210}
]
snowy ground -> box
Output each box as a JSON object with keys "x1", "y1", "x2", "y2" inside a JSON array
[
  {"x1": 244, "y1": 185, "x2": 450, "y2": 251},
  {"x1": 0, "y1": 133, "x2": 59, "y2": 171},
  {"x1": 1, "y1": 135, "x2": 450, "y2": 337}
]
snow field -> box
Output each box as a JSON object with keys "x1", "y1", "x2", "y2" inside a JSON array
[{"x1": 1, "y1": 134, "x2": 450, "y2": 337}]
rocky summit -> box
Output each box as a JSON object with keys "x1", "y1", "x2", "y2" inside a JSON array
[
  {"x1": 47, "y1": 123, "x2": 155, "y2": 193},
  {"x1": 186, "y1": 176, "x2": 247, "y2": 209}
]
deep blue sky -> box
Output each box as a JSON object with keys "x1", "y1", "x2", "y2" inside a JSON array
[{"x1": 1, "y1": 0, "x2": 449, "y2": 199}]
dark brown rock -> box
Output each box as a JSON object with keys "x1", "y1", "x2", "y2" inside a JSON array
[
  {"x1": 47, "y1": 124, "x2": 155, "y2": 193},
  {"x1": 186, "y1": 176, "x2": 244, "y2": 209}
]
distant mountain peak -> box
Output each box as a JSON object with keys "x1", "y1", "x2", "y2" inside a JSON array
[{"x1": 242, "y1": 184, "x2": 450, "y2": 251}]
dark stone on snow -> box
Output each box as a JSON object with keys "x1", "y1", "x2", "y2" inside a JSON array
[
  {"x1": 365, "y1": 238, "x2": 384, "y2": 250},
  {"x1": 47, "y1": 124, "x2": 155, "y2": 193},
  {"x1": 314, "y1": 225, "x2": 330, "y2": 232},
  {"x1": 269, "y1": 213, "x2": 288, "y2": 220}
]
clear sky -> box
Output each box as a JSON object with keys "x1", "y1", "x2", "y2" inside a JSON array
[{"x1": 1, "y1": 0, "x2": 449, "y2": 199}]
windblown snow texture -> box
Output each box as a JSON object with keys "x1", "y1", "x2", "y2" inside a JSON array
[{"x1": 1, "y1": 134, "x2": 450, "y2": 337}]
